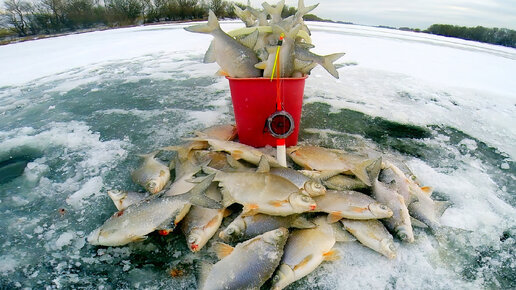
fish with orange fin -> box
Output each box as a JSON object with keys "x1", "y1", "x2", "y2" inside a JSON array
[
  {"x1": 368, "y1": 157, "x2": 414, "y2": 243},
  {"x1": 219, "y1": 213, "x2": 315, "y2": 243},
  {"x1": 198, "y1": 228, "x2": 288, "y2": 290},
  {"x1": 87, "y1": 174, "x2": 220, "y2": 247},
  {"x1": 184, "y1": 10, "x2": 261, "y2": 78},
  {"x1": 341, "y1": 218, "x2": 397, "y2": 259},
  {"x1": 381, "y1": 160, "x2": 452, "y2": 233},
  {"x1": 131, "y1": 150, "x2": 170, "y2": 194},
  {"x1": 271, "y1": 216, "x2": 355, "y2": 290},
  {"x1": 287, "y1": 145, "x2": 375, "y2": 186},
  {"x1": 205, "y1": 166, "x2": 316, "y2": 216},
  {"x1": 314, "y1": 190, "x2": 393, "y2": 223},
  {"x1": 183, "y1": 137, "x2": 282, "y2": 167},
  {"x1": 181, "y1": 182, "x2": 229, "y2": 252}
]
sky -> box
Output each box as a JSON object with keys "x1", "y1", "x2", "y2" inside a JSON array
[{"x1": 243, "y1": 0, "x2": 516, "y2": 30}]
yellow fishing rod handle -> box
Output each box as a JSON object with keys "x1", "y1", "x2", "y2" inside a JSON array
[{"x1": 227, "y1": 26, "x2": 312, "y2": 44}]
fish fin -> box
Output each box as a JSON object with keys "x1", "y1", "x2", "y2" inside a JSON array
[
  {"x1": 420, "y1": 186, "x2": 433, "y2": 195},
  {"x1": 366, "y1": 157, "x2": 383, "y2": 186},
  {"x1": 262, "y1": 0, "x2": 284, "y2": 22},
  {"x1": 295, "y1": 0, "x2": 319, "y2": 18},
  {"x1": 256, "y1": 155, "x2": 270, "y2": 173},
  {"x1": 327, "y1": 211, "x2": 343, "y2": 223},
  {"x1": 160, "y1": 145, "x2": 190, "y2": 162},
  {"x1": 291, "y1": 215, "x2": 316, "y2": 229},
  {"x1": 136, "y1": 150, "x2": 160, "y2": 160},
  {"x1": 215, "y1": 69, "x2": 230, "y2": 77},
  {"x1": 331, "y1": 223, "x2": 356, "y2": 242},
  {"x1": 351, "y1": 159, "x2": 375, "y2": 187},
  {"x1": 219, "y1": 186, "x2": 236, "y2": 208},
  {"x1": 226, "y1": 154, "x2": 245, "y2": 169},
  {"x1": 434, "y1": 201, "x2": 452, "y2": 218},
  {"x1": 296, "y1": 42, "x2": 316, "y2": 50},
  {"x1": 213, "y1": 242, "x2": 234, "y2": 259},
  {"x1": 201, "y1": 165, "x2": 220, "y2": 175},
  {"x1": 184, "y1": 10, "x2": 220, "y2": 34},
  {"x1": 293, "y1": 254, "x2": 313, "y2": 271},
  {"x1": 410, "y1": 216, "x2": 429, "y2": 228},
  {"x1": 130, "y1": 235, "x2": 148, "y2": 242},
  {"x1": 322, "y1": 249, "x2": 340, "y2": 261},
  {"x1": 203, "y1": 40, "x2": 216, "y2": 63},
  {"x1": 268, "y1": 200, "x2": 288, "y2": 207},
  {"x1": 186, "y1": 177, "x2": 204, "y2": 183},
  {"x1": 222, "y1": 208, "x2": 232, "y2": 218},
  {"x1": 205, "y1": 215, "x2": 221, "y2": 229},
  {"x1": 239, "y1": 29, "x2": 259, "y2": 49},
  {"x1": 241, "y1": 203, "x2": 260, "y2": 216},
  {"x1": 320, "y1": 52, "x2": 346, "y2": 79},
  {"x1": 232, "y1": 150, "x2": 244, "y2": 160},
  {"x1": 254, "y1": 61, "x2": 267, "y2": 70},
  {"x1": 186, "y1": 174, "x2": 222, "y2": 209}
]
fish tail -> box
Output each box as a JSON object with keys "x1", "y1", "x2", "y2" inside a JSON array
[
  {"x1": 262, "y1": 0, "x2": 285, "y2": 20},
  {"x1": 295, "y1": 0, "x2": 319, "y2": 18},
  {"x1": 321, "y1": 52, "x2": 346, "y2": 79},
  {"x1": 136, "y1": 150, "x2": 160, "y2": 160},
  {"x1": 366, "y1": 157, "x2": 383, "y2": 185},
  {"x1": 186, "y1": 174, "x2": 221, "y2": 209},
  {"x1": 184, "y1": 10, "x2": 220, "y2": 34}
]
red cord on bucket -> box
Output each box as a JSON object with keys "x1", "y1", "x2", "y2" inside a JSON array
[{"x1": 272, "y1": 33, "x2": 287, "y2": 167}]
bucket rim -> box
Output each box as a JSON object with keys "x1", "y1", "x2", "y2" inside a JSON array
[{"x1": 226, "y1": 76, "x2": 308, "y2": 81}]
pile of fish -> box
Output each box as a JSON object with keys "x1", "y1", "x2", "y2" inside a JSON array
[
  {"x1": 87, "y1": 124, "x2": 453, "y2": 289},
  {"x1": 184, "y1": 0, "x2": 346, "y2": 79}
]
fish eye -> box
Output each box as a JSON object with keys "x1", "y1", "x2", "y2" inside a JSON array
[
  {"x1": 380, "y1": 205, "x2": 388, "y2": 210},
  {"x1": 226, "y1": 227, "x2": 235, "y2": 234},
  {"x1": 272, "y1": 275, "x2": 280, "y2": 282},
  {"x1": 398, "y1": 232, "x2": 407, "y2": 240},
  {"x1": 275, "y1": 230, "x2": 284, "y2": 237},
  {"x1": 389, "y1": 244, "x2": 396, "y2": 251},
  {"x1": 301, "y1": 196, "x2": 310, "y2": 202}
]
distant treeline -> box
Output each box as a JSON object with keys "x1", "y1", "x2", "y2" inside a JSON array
[
  {"x1": 1, "y1": 1, "x2": 515, "y2": 49},
  {"x1": 0, "y1": 0, "x2": 257, "y2": 37},
  {"x1": 424, "y1": 24, "x2": 516, "y2": 48}
]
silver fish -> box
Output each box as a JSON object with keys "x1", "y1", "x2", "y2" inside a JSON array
[
  {"x1": 287, "y1": 145, "x2": 374, "y2": 186},
  {"x1": 314, "y1": 190, "x2": 393, "y2": 223},
  {"x1": 262, "y1": 0, "x2": 285, "y2": 24},
  {"x1": 130, "y1": 150, "x2": 170, "y2": 194},
  {"x1": 181, "y1": 182, "x2": 226, "y2": 252},
  {"x1": 270, "y1": 167, "x2": 326, "y2": 197},
  {"x1": 107, "y1": 189, "x2": 149, "y2": 211},
  {"x1": 219, "y1": 213, "x2": 315, "y2": 243},
  {"x1": 323, "y1": 174, "x2": 369, "y2": 191},
  {"x1": 184, "y1": 10, "x2": 261, "y2": 78},
  {"x1": 233, "y1": 4, "x2": 256, "y2": 27},
  {"x1": 87, "y1": 175, "x2": 220, "y2": 246},
  {"x1": 271, "y1": 216, "x2": 352, "y2": 290},
  {"x1": 341, "y1": 218, "x2": 397, "y2": 259},
  {"x1": 368, "y1": 158, "x2": 414, "y2": 243},
  {"x1": 199, "y1": 228, "x2": 288, "y2": 290},
  {"x1": 294, "y1": 43, "x2": 345, "y2": 79},
  {"x1": 212, "y1": 170, "x2": 317, "y2": 216}
]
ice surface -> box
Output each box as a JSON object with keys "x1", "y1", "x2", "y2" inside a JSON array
[{"x1": 0, "y1": 20, "x2": 514, "y2": 288}]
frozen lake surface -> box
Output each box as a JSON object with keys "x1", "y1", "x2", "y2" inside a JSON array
[{"x1": 0, "y1": 21, "x2": 515, "y2": 289}]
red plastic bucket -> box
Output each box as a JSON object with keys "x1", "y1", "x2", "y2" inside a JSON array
[{"x1": 227, "y1": 77, "x2": 307, "y2": 147}]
